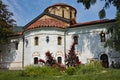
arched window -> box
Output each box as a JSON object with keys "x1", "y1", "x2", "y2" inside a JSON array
[
  {"x1": 100, "y1": 31, "x2": 106, "y2": 42},
  {"x1": 15, "y1": 42, "x2": 19, "y2": 50},
  {"x1": 73, "y1": 36, "x2": 78, "y2": 44},
  {"x1": 34, "y1": 57, "x2": 38, "y2": 64},
  {"x1": 46, "y1": 36, "x2": 49, "y2": 43},
  {"x1": 70, "y1": 10, "x2": 72, "y2": 19},
  {"x1": 57, "y1": 57, "x2": 62, "y2": 64},
  {"x1": 34, "y1": 37, "x2": 39, "y2": 45},
  {"x1": 62, "y1": 8, "x2": 64, "y2": 18},
  {"x1": 53, "y1": 10, "x2": 56, "y2": 15},
  {"x1": 58, "y1": 37, "x2": 62, "y2": 45}
]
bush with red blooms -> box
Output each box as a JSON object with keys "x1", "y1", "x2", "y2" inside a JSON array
[
  {"x1": 65, "y1": 42, "x2": 81, "y2": 67},
  {"x1": 45, "y1": 51, "x2": 56, "y2": 66},
  {"x1": 45, "y1": 51, "x2": 66, "y2": 71},
  {"x1": 38, "y1": 59, "x2": 45, "y2": 63}
]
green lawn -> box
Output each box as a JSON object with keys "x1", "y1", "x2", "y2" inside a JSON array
[
  {"x1": 0, "y1": 68, "x2": 120, "y2": 80},
  {"x1": 0, "y1": 62, "x2": 120, "y2": 80}
]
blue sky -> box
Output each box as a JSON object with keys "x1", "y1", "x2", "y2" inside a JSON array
[{"x1": 3, "y1": 0, "x2": 116, "y2": 26}]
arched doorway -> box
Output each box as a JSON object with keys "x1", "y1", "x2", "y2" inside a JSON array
[{"x1": 100, "y1": 54, "x2": 109, "y2": 68}]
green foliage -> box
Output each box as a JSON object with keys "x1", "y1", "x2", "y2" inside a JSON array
[
  {"x1": 105, "y1": 18, "x2": 120, "y2": 52},
  {"x1": 77, "y1": 60, "x2": 104, "y2": 74},
  {"x1": 77, "y1": 0, "x2": 96, "y2": 9},
  {"x1": 22, "y1": 65, "x2": 62, "y2": 77},
  {"x1": 1, "y1": 66, "x2": 120, "y2": 80},
  {"x1": 0, "y1": 0, "x2": 15, "y2": 44},
  {"x1": 99, "y1": 9, "x2": 106, "y2": 19},
  {"x1": 77, "y1": 0, "x2": 120, "y2": 19},
  {"x1": 116, "y1": 12, "x2": 120, "y2": 24},
  {"x1": 77, "y1": 0, "x2": 120, "y2": 52},
  {"x1": 66, "y1": 66, "x2": 76, "y2": 75},
  {"x1": 65, "y1": 43, "x2": 81, "y2": 67}
]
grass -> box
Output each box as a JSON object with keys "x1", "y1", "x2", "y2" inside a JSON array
[{"x1": 0, "y1": 64, "x2": 120, "y2": 80}]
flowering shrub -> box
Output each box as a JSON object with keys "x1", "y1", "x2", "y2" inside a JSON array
[
  {"x1": 45, "y1": 51, "x2": 66, "y2": 71},
  {"x1": 45, "y1": 51, "x2": 56, "y2": 66},
  {"x1": 65, "y1": 42, "x2": 81, "y2": 67},
  {"x1": 38, "y1": 59, "x2": 45, "y2": 63}
]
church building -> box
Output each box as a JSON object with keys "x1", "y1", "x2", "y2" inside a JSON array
[{"x1": 0, "y1": 3, "x2": 120, "y2": 69}]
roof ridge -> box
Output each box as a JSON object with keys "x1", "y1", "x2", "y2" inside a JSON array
[
  {"x1": 69, "y1": 19, "x2": 116, "y2": 28},
  {"x1": 24, "y1": 12, "x2": 71, "y2": 29}
]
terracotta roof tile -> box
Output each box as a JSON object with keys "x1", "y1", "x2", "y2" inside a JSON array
[
  {"x1": 8, "y1": 32, "x2": 23, "y2": 37},
  {"x1": 69, "y1": 19, "x2": 116, "y2": 28},
  {"x1": 25, "y1": 18, "x2": 68, "y2": 31}
]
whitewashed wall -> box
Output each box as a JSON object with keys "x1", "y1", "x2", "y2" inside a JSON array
[
  {"x1": 66, "y1": 23, "x2": 118, "y2": 64},
  {"x1": 0, "y1": 37, "x2": 23, "y2": 69},
  {"x1": 1, "y1": 22, "x2": 120, "y2": 69},
  {"x1": 24, "y1": 28, "x2": 65, "y2": 66}
]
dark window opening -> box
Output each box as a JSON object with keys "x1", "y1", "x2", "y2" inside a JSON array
[
  {"x1": 34, "y1": 57, "x2": 38, "y2": 64},
  {"x1": 73, "y1": 36, "x2": 78, "y2": 44},
  {"x1": 100, "y1": 31, "x2": 106, "y2": 42},
  {"x1": 62, "y1": 9, "x2": 64, "y2": 18},
  {"x1": 57, "y1": 57, "x2": 62, "y2": 64},
  {"x1": 34, "y1": 37, "x2": 39, "y2": 45},
  {"x1": 58, "y1": 37, "x2": 62, "y2": 45},
  {"x1": 46, "y1": 36, "x2": 49, "y2": 43},
  {"x1": 70, "y1": 10, "x2": 72, "y2": 19},
  {"x1": 100, "y1": 54, "x2": 109, "y2": 68},
  {"x1": 15, "y1": 42, "x2": 18, "y2": 50}
]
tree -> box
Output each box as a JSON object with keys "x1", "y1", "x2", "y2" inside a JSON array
[
  {"x1": 104, "y1": 13, "x2": 120, "y2": 52},
  {"x1": 77, "y1": 0, "x2": 120, "y2": 52},
  {"x1": 77, "y1": 0, "x2": 120, "y2": 19},
  {"x1": 65, "y1": 42, "x2": 81, "y2": 67},
  {"x1": 0, "y1": 0, "x2": 15, "y2": 44}
]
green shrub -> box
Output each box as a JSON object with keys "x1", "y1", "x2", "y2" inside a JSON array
[
  {"x1": 66, "y1": 66, "x2": 76, "y2": 75},
  {"x1": 22, "y1": 65, "x2": 62, "y2": 77},
  {"x1": 22, "y1": 65, "x2": 38, "y2": 77},
  {"x1": 77, "y1": 60, "x2": 104, "y2": 74}
]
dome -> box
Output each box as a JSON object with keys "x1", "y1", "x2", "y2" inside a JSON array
[
  {"x1": 44, "y1": 3, "x2": 77, "y2": 13},
  {"x1": 24, "y1": 3, "x2": 77, "y2": 31},
  {"x1": 44, "y1": 3, "x2": 77, "y2": 20}
]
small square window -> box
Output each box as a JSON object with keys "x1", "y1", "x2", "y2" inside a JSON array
[
  {"x1": 46, "y1": 36, "x2": 49, "y2": 43},
  {"x1": 34, "y1": 37, "x2": 39, "y2": 45},
  {"x1": 73, "y1": 36, "x2": 78, "y2": 44},
  {"x1": 58, "y1": 37, "x2": 62, "y2": 45}
]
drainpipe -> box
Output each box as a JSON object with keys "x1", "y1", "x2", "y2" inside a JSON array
[
  {"x1": 64, "y1": 29, "x2": 67, "y2": 65},
  {"x1": 22, "y1": 35, "x2": 24, "y2": 69}
]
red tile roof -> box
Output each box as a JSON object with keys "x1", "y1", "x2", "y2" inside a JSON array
[
  {"x1": 25, "y1": 18, "x2": 68, "y2": 31},
  {"x1": 8, "y1": 32, "x2": 23, "y2": 37},
  {"x1": 69, "y1": 19, "x2": 116, "y2": 28}
]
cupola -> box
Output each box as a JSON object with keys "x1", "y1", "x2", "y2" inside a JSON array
[{"x1": 44, "y1": 3, "x2": 77, "y2": 20}]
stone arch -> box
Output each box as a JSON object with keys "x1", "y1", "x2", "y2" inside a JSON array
[{"x1": 100, "y1": 54, "x2": 109, "y2": 68}]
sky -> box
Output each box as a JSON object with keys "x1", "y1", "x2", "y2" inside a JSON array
[{"x1": 3, "y1": 0, "x2": 117, "y2": 26}]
